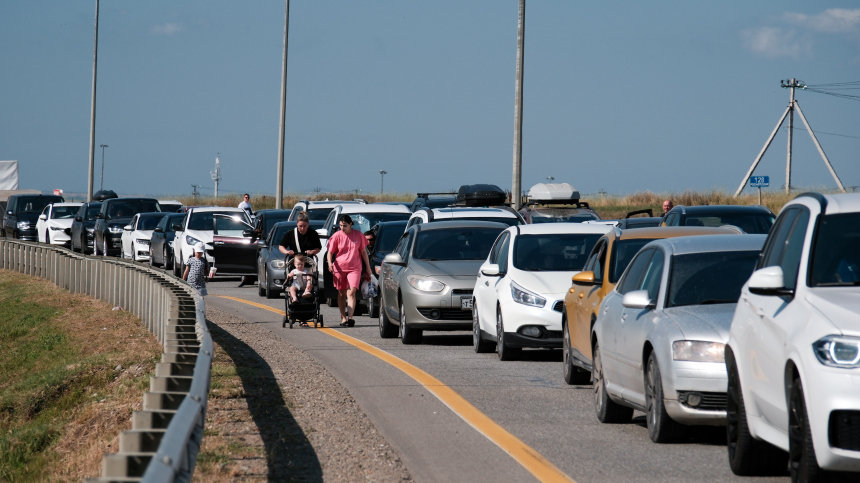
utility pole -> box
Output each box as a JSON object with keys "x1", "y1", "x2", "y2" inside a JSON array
[
  {"x1": 380, "y1": 170, "x2": 387, "y2": 194},
  {"x1": 191, "y1": 185, "x2": 201, "y2": 199},
  {"x1": 511, "y1": 0, "x2": 525, "y2": 210},
  {"x1": 275, "y1": 0, "x2": 290, "y2": 209},
  {"x1": 86, "y1": 0, "x2": 101, "y2": 202},
  {"x1": 99, "y1": 144, "x2": 108, "y2": 191},
  {"x1": 734, "y1": 78, "x2": 846, "y2": 196},
  {"x1": 211, "y1": 154, "x2": 222, "y2": 198}
]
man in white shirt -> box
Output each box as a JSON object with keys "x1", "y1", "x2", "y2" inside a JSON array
[{"x1": 238, "y1": 194, "x2": 252, "y2": 217}]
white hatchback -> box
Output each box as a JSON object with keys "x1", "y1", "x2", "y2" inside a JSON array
[
  {"x1": 472, "y1": 223, "x2": 612, "y2": 360},
  {"x1": 726, "y1": 192, "x2": 860, "y2": 479}
]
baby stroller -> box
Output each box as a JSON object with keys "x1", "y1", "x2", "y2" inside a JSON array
[{"x1": 282, "y1": 253, "x2": 323, "y2": 329}]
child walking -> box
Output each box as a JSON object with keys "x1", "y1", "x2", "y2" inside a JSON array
[{"x1": 183, "y1": 242, "x2": 209, "y2": 296}]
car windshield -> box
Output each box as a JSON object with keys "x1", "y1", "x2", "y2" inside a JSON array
[
  {"x1": 271, "y1": 225, "x2": 296, "y2": 245},
  {"x1": 413, "y1": 227, "x2": 504, "y2": 261},
  {"x1": 164, "y1": 215, "x2": 183, "y2": 232},
  {"x1": 528, "y1": 208, "x2": 600, "y2": 224},
  {"x1": 188, "y1": 211, "x2": 249, "y2": 232},
  {"x1": 107, "y1": 200, "x2": 160, "y2": 219},
  {"x1": 513, "y1": 233, "x2": 602, "y2": 271},
  {"x1": 809, "y1": 213, "x2": 860, "y2": 286},
  {"x1": 262, "y1": 212, "x2": 292, "y2": 235},
  {"x1": 18, "y1": 197, "x2": 62, "y2": 214},
  {"x1": 610, "y1": 238, "x2": 658, "y2": 283},
  {"x1": 306, "y1": 208, "x2": 334, "y2": 221},
  {"x1": 684, "y1": 213, "x2": 774, "y2": 234},
  {"x1": 51, "y1": 206, "x2": 78, "y2": 219},
  {"x1": 377, "y1": 225, "x2": 406, "y2": 252},
  {"x1": 337, "y1": 213, "x2": 411, "y2": 234},
  {"x1": 434, "y1": 216, "x2": 521, "y2": 227},
  {"x1": 85, "y1": 204, "x2": 102, "y2": 221},
  {"x1": 667, "y1": 251, "x2": 761, "y2": 307},
  {"x1": 160, "y1": 203, "x2": 182, "y2": 213},
  {"x1": 138, "y1": 215, "x2": 165, "y2": 230}
]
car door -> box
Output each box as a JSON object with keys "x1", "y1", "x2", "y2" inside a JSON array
[
  {"x1": 572, "y1": 238, "x2": 608, "y2": 364},
  {"x1": 36, "y1": 205, "x2": 50, "y2": 242},
  {"x1": 475, "y1": 231, "x2": 509, "y2": 337},
  {"x1": 121, "y1": 214, "x2": 136, "y2": 258},
  {"x1": 383, "y1": 231, "x2": 412, "y2": 322}
]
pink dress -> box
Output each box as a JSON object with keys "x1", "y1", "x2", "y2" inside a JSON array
[{"x1": 328, "y1": 229, "x2": 368, "y2": 289}]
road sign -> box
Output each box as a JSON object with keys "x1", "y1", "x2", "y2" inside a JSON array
[{"x1": 750, "y1": 176, "x2": 769, "y2": 188}]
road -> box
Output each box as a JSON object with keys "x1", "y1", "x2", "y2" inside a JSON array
[{"x1": 205, "y1": 276, "x2": 787, "y2": 483}]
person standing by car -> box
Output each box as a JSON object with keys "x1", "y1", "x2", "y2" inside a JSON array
[
  {"x1": 278, "y1": 212, "x2": 322, "y2": 259},
  {"x1": 238, "y1": 194, "x2": 253, "y2": 217},
  {"x1": 662, "y1": 199, "x2": 674, "y2": 214},
  {"x1": 183, "y1": 242, "x2": 209, "y2": 296},
  {"x1": 326, "y1": 215, "x2": 371, "y2": 327}
]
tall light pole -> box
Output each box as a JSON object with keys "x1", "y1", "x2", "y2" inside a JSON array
[
  {"x1": 275, "y1": 0, "x2": 290, "y2": 209},
  {"x1": 99, "y1": 144, "x2": 108, "y2": 191},
  {"x1": 546, "y1": 176, "x2": 554, "y2": 183},
  {"x1": 86, "y1": 0, "x2": 101, "y2": 202},
  {"x1": 511, "y1": 0, "x2": 526, "y2": 210},
  {"x1": 380, "y1": 170, "x2": 387, "y2": 194}
]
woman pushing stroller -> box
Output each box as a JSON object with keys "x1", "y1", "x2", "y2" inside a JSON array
[{"x1": 327, "y1": 214, "x2": 371, "y2": 327}]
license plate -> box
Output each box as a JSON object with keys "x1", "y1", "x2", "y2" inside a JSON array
[{"x1": 461, "y1": 298, "x2": 473, "y2": 310}]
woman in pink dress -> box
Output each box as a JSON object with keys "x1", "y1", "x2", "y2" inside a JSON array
[{"x1": 326, "y1": 215, "x2": 371, "y2": 326}]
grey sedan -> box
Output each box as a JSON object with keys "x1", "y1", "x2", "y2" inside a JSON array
[
  {"x1": 379, "y1": 221, "x2": 508, "y2": 344},
  {"x1": 591, "y1": 234, "x2": 766, "y2": 443}
]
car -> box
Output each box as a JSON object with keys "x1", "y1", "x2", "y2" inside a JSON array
[
  {"x1": 472, "y1": 223, "x2": 613, "y2": 360},
  {"x1": 149, "y1": 213, "x2": 184, "y2": 269},
  {"x1": 378, "y1": 221, "x2": 508, "y2": 344},
  {"x1": 405, "y1": 207, "x2": 525, "y2": 232},
  {"x1": 255, "y1": 220, "x2": 324, "y2": 299},
  {"x1": 409, "y1": 192, "x2": 457, "y2": 212},
  {"x1": 36, "y1": 202, "x2": 82, "y2": 247},
  {"x1": 93, "y1": 198, "x2": 161, "y2": 257},
  {"x1": 2, "y1": 194, "x2": 65, "y2": 240},
  {"x1": 366, "y1": 220, "x2": 409, "y2": 317},
  {"x1": 288, "y1": 199, "x2": 365, "y2": 222},
  {"x1": 172, "y1": 207, "x2": 253, "y2": 277},
  {"x1": 70, "y1": 201, "x2": 103, "y2": 254},
  {"x1": 726, "y1": 192, "x2": 860, "y2": 479},
  {"x1": 158, "y1": 200, "x2": 183, "y2": 213},
  {"x1": 250, "y1": 209, "x2": 292, "y2": 241},
  {"x1": 660, "y1": 204, "x2": 775, "y2": 234},
  {"x1": 563, "y1": 226, "x2": 740, "y2": 384},
  {"x1": 120, "y1": 212, "x2": 166, "y2": 261},
  {"x1": 518, "y1": 183, "x2": 601, "y2": 224},
  {"x1": 591, "y1": 234, "x2": 765, "y2": 443}
]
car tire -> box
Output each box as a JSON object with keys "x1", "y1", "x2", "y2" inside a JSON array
[
  {"x1": 399, "y1": 301, "x2": 422, "y2": 344},
  {"x1": 175, "y1": 256, "x2": 183, "y2": 277},
  {"x1": 369, "y1": 295, "x2": 380, "y2": 319},
  {"x1": 790, "y1": 378, "x2": 823, "y2": 482},
  {"x1": 593, "y1": 340, "x2": 633, "y2": 423},
  {"x1": 496, "y1": 309, "x2": 520, "y2": 361},
  {"x1": 265, "y1": 280, "x2": 278, "y2": 299},
  {"x1": 149, "y1": 248, "x2": 155, "y2": 266},
  {"x1": 258, "y1": 269, "x2": 266, "y2": 297},
  {"x1": 44, "y1": 230, "x2": 49, "y2": 245},
  {"x1": 563, "y1": 317, "x2": 591, "y2": 385},
  {"x1": 645, "y1": 352, "x2": 687, "y2": 443},
  {"x1": 378, "y1": 292, "x2": 397, "y2": 338},
  {"x1": 102, "y1": 239, "x2": 109, "y2": 257},
  {"x1": 726, "y1": 352, "x2": 788, "y2": 475},
  {"x1": 472, "y1": 305, "x2": 494, "y2": 353}
]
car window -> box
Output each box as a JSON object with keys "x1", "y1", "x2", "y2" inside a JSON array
[
  {"x1": 51, "y1": 206, "x2": 78, "y2": 219},
  {"x1": 86, "y1": 204, "x2": 101, "y2": 221},
  {"x1": 412, "y1": 228, "x2": 501, "y2": 261},
  {"x1": 107, "y1": 200, "x2": 160, "y2": 219},
  {"x1": 610, "y1": 238, "x2": 658, "y2": 283},
  {"x1": 513, "y1": 233, "x2": 602, "y2": 271},
  {"x1": 130, "y1": 215, "x2": 138, "y2": 228},
  {"x1": 377, "y1": 225, "x2": 405, "y2": 252},
  {"x1": 41, "y1": 206, "x2": 50, "y2": 217},
  {"x1": 497, "y1": 233, "x2": 511, "y2": 272},
  {"x1": 488, "y1": 232, "x2": 508, "y2": 264},
  {"x1": 306, "y1": 207, "x2": 333, "y2": 222},
  {"x1": 809, "y1": 212, "x2": 860, "y2": 286},
  {"x1": 584, "y1": 239, "x2": 607, "y2": 282},
  {"x1": 618, "y1": 249, "x2": 654, "y2": 295},
  {"x1": 639, "y1": 249, "x2": 665, "y2": 302},
  {"x1": 138, "y1": 215, "x2": 164, "y2": 231},
  {"x1": 335, "y1": 212, "x2": 411, "y2": 235},
  {"x1": 760, "y1": 209, "x2": 799, "y2": 269},
  {"x1": 397, "y1": 232, "x2": 413, "y2": 260},
  {"x1": 684, "y1": 213, "x2": 774, "y2": 234},
  {"x1": 527, "y1": 208, "x2": 600, "y2": 224},
  {"x1": 667, "y1": 250, "x2": 761, "y2": 307},
  {"x1": 778, "y1": 209, "x2": 810, "y2": 290},
  {"x1": 19, "y1": 197, "x2": 61, "y2": 214}
]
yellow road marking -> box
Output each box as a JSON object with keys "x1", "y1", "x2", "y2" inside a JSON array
[{"x1": 213, "y1": 295, "x2": 575, "y2": 483}]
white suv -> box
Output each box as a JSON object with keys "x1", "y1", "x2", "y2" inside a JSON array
[
  {"x1": 726, "y1": 192, "x2": 860, "y2": 480},
  {"x1": 171, "y1": 207, "x2": 251, "y2": 277},
  {"x1": 288, "y1": 199, "x2": 365, "y2": 223},
  {"x1": 405, "y1": 207, "x2": 525, "y2": 232}
]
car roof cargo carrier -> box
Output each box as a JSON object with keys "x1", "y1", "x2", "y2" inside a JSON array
[
  {"x1": 93, "y1": 190, "x2": 118, "y2": 201},
  {"x1": 454, "y1": 184, "x2": 508, "y2": 207},
  {"x1": 526, "y1": 183, "x2": 581, "y2": 204}
]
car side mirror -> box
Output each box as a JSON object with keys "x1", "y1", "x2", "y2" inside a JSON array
[
  {"x1": 6, "y1": 211, "x2": 12, "y2": 216},
  {"x1": 154, "y1": 226, "x2": 163, "y2": 233},
  {"x1": 123, "y1": 225, "x2": 133, "y2": 231},
  {"x1": 481, "y1": 263, "x2": 501, "y2": 277},
  {"x1": 257, "y1": 239, "x2": 267, "y2": 247},
  {"x1": 74, "y1": 216, "x2": 82, "y2": 222},
  {"x1": 316, "y1": 228, "x2": 328, "y2": 238},
  {"x1": 572, "y1": 271, "x2": 596, "y2": 285},
  {"x1": 383, "y1": 253, "x2": 405, "y2": 266},
  {"x1": 622, "y1": 290, "x2": 655, "y2": 310},
  {"x1": 242, "y1": 229, "x2": 254, "y2": 238},
  {"x1": 748, "y1": 266, "x2": 794, "y2": 297},
  {"x1": 39, "y1": 214, "x2": 47, "y2": 221}
]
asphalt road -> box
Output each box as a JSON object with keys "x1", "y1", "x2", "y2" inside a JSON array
[{"x1": 205, "y1": 276, "x2": 788, "y2": 483}]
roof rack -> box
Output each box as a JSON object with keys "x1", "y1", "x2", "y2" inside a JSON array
[{"x1": 354, "y1": 198, "x2": 368, "y2": 204}]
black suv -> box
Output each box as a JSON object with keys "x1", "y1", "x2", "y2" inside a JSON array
[
  {"x1": 70, "y1": 201, "x2": 103, "y2": 254},
  {"x1": 93, "y1": 198, "x2": 161, "y2": 256},
  {"x1": 409, "y1": 192, "x2": 456, "y2": 212},
  {"x1": 3, "y1": 194, "x2": 65, "y2": 240}
]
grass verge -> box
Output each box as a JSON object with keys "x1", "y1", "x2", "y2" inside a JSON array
[{"x1": 0, "y1": 269, "x2": 162, "y2": 482}]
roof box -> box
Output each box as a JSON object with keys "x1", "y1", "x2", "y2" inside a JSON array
[
  {"x1": 527, "y1": 183, "x2": 580, "y2": 203},
  {"x1": 455, "y1": 184, "x2": 507, "y2": 207},
  {"x1": 93, "y1": 189, "x2": 119, "y2": 201}
]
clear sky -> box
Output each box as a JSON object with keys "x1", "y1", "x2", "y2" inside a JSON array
[{"x1": 1, "y1": 1, "x2": 858, "y2": 198}]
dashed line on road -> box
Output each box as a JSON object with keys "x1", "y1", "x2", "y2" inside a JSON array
[{"x1": 213, "y1": 294, "x2": 575, "y2": 483}]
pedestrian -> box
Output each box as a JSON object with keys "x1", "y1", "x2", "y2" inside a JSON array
[
  {"x1": 183, "y1": 242, "x2": 209, "y2": 296},
  {"x1": 326, "y1": 214, "x2": 371, "y2": 327},
  {"x1": 238, "y1": 193, "x2": 253, "y2": 217},
  {"x1": 662, "y1": 199, "x2": 674, "y2": 214},
  {"x1": 278, "y1": 211, "x2": 322, "y2": 259},
  {"x1": 364, "y1": 229, "x2": 376, "y2": 254}
]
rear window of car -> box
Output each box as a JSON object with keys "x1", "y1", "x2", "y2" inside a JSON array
[
  {"x1": 684, "y1": 213, "x2": 774, "y2": 234},
  {"x1": 437, "y1": 216, "x2": 521, "y2": 227},
  {"x1": 528, "y1": 208, "x2": 600, "y2": 224},
  {"x1": 377, "y1": 225, "x2": 406, "y2": 252},
  {"x1": 809, "y1": 212, "x2": 860, "y2": 286},
  {"x1": 610, "y1": 238, "x2": 658, "y2": 283},
  {"x1": 513, "y1": 233, "x2": 602, "y2": 271},
  {"x1": 16, "y1": 197, "x2": 63, "y2": 214},
  {"x1": 106, "y1": 200, "x2": 160, "y2": 219},
  {"x1": 188, "y1": 211, "x2": 249, "y2": 231},
  {"x1": 138, "y1": 215, "x2": 165, "y2": 230},
  {"x1": 306, "y1": 208, "x2": 334, "y2": 221},
  {"x1": 334, "y1": 213, "x2": 411, "y2": 234},
  {"x1": 413, "y1": 227, "x2": 504, "y2": 261},
  {"x1": 666, "y1": 251, "x2": 760, "y2": 307}
]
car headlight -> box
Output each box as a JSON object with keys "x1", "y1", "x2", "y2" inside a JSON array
[
  {"x1": 813, "y1": 335, "x2": 860, "y2": 368},
  {"x1": 407, "y1": 275, "x2": 446, "y2": 292},
  {"x1": 109, "y1": 225, "x2": 124, "y2": 234},
  {"x1": 185, "y1": 235, "x2": 201, "y2": 246},
  {"x1": 135, "y1": 238, "x2": 150, "y2": 246},
  {"x1": 16, "y1": 221, "x2": 30, "y2": 230},
  {"x1": 510, "y1": 281, "x2": 546, "y2": 307},
  {"x1": 672, "y1": 340, "x2": 725, "y2": 363},
  {"x1": 50, "y1": 226, "x2": 64, "y2": 231},
  {"x1": 270, "y1": 260, "x2": 285, "y2": 269}
]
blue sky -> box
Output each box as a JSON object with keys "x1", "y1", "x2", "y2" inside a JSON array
[{"x1": 1, "y1": 1, "x2": 858, "y2": 198}]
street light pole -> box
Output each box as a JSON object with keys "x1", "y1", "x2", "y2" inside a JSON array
[
  {"x1": 380, "y1": 170, "x2": 387, "y2": 194},
  {"x1": 546, "y1": 176, "x2": 554, "y2": 183},
  {"x1": 99, "y1": 144, "x2": 108, "y2": 191},
  {"x1": 511, "y1": 0, "x2": 526, "y2": 210},
  {"x1": 86, "y1": 0, "x2": 101, "y2": 202},
  {"x1": 275, "y1": 0, "x2": 290, "y2": 209}
]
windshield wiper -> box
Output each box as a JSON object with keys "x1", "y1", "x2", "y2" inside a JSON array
[{"x1": 699, "y1": 299, "x2": 736, "y2": 305}]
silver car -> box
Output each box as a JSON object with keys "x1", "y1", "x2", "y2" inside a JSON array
[
  {"x1": 378, "y1": 221, "x2": 508, "y2": 344},
  {"x1": 591, "y1": 234, "x2": 766, "y2": 443}
]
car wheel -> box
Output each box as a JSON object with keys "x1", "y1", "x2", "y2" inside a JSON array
[
  {"x1": 496, "y1": 309, "x2": 520, "y2": 361},
  {"x1": 149, "y1": 248, "x2": 155, "y2": 266},
  {"x1": 593, "y1": 340, "x2": 633, "y2": 423},
  {"x1": 472, "y1": 305, "x2": 494, "y2": 353},
  {"x1": 164, "y1": 247, "x2": 171, "y2": 270},
  {"x1": 93, "y1": 237, "x2": 100, "y2": 256},
  {"x1": 175, "y1": 256, "x2": 183, "y2": 277},
  {"x1": 790, "y1": 378, "x2": 823, "y2": 482},
  {"x1": 726, "y1": 351, "x2": 788, "y2": 475},
  {"x1": 399, "y1": 301, "x2": 422, "y2": 344},
  {"x1": 102, "y1": 239, "x2": 109, "y2": 257},
  {"x1": 258, "y1": 269, "x2": 266, "y2": 297},
  {"x1": 369, "y1": 295, "x2": 380, "y2": 319},
  {"x1": 44, "y1": 230, "x2": 49, "y2": 245},
  {"x1": 563, "y1": 316, "x2": 591, "y2": 385},
  {"x1": 378, "y1": 292, "x2": 397, "y2": 338},
  {"x1": 645, "y1": 352, "x2": 687, "y2": 443},
  {"x1": 265, "y1": 278, "x2": 278, "y2": 299}
]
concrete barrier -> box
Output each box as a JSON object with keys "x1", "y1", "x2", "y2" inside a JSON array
[{"x1": 0, "y1": 238, "x2": 211, "y2": 482}]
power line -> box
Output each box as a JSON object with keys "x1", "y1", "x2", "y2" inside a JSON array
[{"x1": 779, "y1": 125, "x2": 860, "y2": 141}]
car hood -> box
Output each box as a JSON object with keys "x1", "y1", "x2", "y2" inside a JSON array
[
  {"x1": 806, "y1": 288, "x2": 860, "y2": 336},
  {"x1": 662, "y1": 303, "x2": 738, "y2": 343},
  {"x1": 132, "y1": 229, "x2": 154, "y2": 240},
  {"x1": 510, "y1": 270, "x2": 578, "y2": 297},
  {"x1": 106, "y1": 216, "x2": 133, "y2": 226},
  {"x1": 183, "y1": 229, "x2": 214, "y2": 244},
  {"x1": 48, "y1": 219, "x2": 75, "y2": 229},
  {"x1": 16, "y1": 212, "x2": 40, "y2": 224},
  {"x1": 410, "y1": 258, "x2": 484, "y2": 277}
]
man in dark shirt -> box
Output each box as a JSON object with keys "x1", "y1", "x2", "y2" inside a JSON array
[{"x1": 279, "y1": 211, "x2": 322, "y2": 258}]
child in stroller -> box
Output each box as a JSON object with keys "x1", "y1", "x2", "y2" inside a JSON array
[
  {"x1": 287, "y1": 255, "x2": 314, "y2": 303},
  {"x1": 283, "y1": 253, "x2": 323, "y2": 328}
]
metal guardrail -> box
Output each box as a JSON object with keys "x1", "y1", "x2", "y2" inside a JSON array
[{"x1": 0, "y1": 239, "x2": 211, "y2": 482}]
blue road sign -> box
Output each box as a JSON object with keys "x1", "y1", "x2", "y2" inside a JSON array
[{"x1": 750, "y1": 176, "x2": 770, "y2": 188}]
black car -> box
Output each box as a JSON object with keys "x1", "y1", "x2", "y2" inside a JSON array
[
  {"x1": 660, "y1": 205, "x2": 775, "y2": 234},
  {"x1": 93, "y1": 198, "x2": 161, "y2": 256},
  {"x1": 256, "y1": 220, "x2": 324, "y2": 299},
  {"x1": 365, "y1": 220, "x2": 408, "y2": 317},
  {"x1": 2, "y1": 194, "x2": 65, "y2": 240},
  {"x1": 149, "y1": 213, "x2": 184, "y2": 269},
  {"x1": 70, "y1": 201, "x2": 103, "y2": 254},
  {"x1": 250, "y1": 209, "x2": 293, "y2": 241}
]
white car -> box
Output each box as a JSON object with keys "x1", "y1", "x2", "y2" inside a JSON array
[
  {"x1": 726, "y1": 192, "x2": 860, "y2": 480},
  {"x1": 405, "y1": 206, "x2": 525, "y2": 232},
  {"x1": 172, "y1": 207, "x2": 252, "y2": 277},
  {"x1": 472, "y1": 223, "x2": 612, "y2": 360},
  {"x1": 36, "y1": 202, "x2": 82, "y2": 246},
  {"x1": 288, "y1": 199, "x2": 365, "y2": 223},
  {"x1": 120, "y1": 212, "x2": 166, "y2": 261}
]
